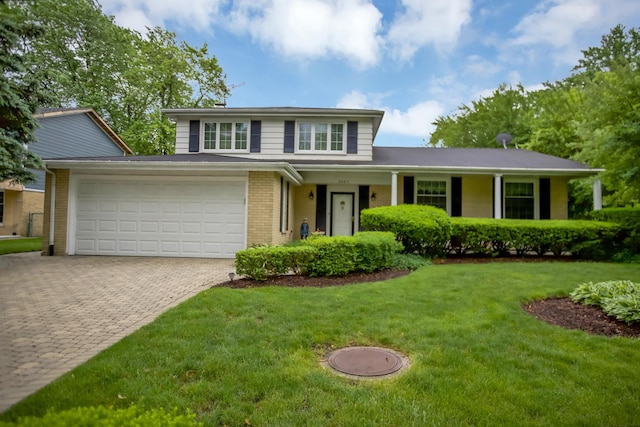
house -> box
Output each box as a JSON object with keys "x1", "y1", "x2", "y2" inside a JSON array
[
  {"x1": 0, "y1": 109, "x2": 132, "y2": 239},
  {"x1": 41, "y1": 107, "x2": 601, "y2": 259}
]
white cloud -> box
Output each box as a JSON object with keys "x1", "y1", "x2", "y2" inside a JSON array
[
  {"x1": 99, "y1": 0, "x2": 222, "y2": 33},
  {"x1": 337, "y1": 90, "x2": 443, "y2": 140},
  {"x1": 464, "y1": 55, "x2": 502, "y2": 77},
  {"x1": 387, "y1": 0, "x2": 472, "y2": 60},
  {"x1": 227, "y1": 0, "x2": 383, "y2": 68},
  {"x1": 508, "y1": 0, "x2": 640, "y2": 66}
]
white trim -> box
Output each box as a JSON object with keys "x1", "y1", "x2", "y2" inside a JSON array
[
  {"x1": 201, "y1": 120, "x2": 250, "y2": 153},
  {"x1": 503, "y1": 177, "x2": 539, "y2": 220},
  {"x1": 414, "y1": 175, "x2": 452, "y2": 215},
  {"x1": 295, "y1": 120, "x2": 347, "y2": 154}
]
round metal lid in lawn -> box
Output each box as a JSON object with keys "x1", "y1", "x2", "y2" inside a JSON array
[{"x1": 326, "y1": 346, "x2": 407, "y2": 378}]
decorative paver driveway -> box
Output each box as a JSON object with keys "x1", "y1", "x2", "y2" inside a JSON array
[{"x1": 0, "y1": 252, "x2": 234, "y2": 413}]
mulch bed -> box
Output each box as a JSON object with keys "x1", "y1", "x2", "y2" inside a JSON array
[{"x1": 216, "y1": 256, "x2": 639, "y2": 338}]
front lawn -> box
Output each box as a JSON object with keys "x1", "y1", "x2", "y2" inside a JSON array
[
  {"x1": 0, "y1": 238, "x2": 41, "y2": 255},
  {"x1": 2, "y1": 262, "x2": 639, "y2": 426}
]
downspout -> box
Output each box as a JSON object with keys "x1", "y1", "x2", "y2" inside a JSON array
[{"x1": 44, "y1": 167, "x2": 56, "y2": 256}]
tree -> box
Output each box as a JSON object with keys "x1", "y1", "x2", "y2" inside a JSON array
[
  {"x1": 14, "y1": 0, "x2": 229, "y2": 154},
  {"x1": 429, "y1": 84, "x2": 532, "y2": 148},
  {"x1": 0, "y1": 0, "x2": 47, "y2": 184}
]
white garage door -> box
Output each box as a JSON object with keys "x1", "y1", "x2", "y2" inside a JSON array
[{"x1": 74, "y1": 178, "x2": 246, "y2": 258}]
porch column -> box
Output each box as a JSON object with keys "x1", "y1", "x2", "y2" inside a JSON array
[
  {"x1": 391, "y1": 171, "x2": 398, "y2": 206},
  {"x1": 494, "y1": 174, "x2": 502, "y2": 219},
  {"x1": 593, "y1": 179, "x2": 602, "y2": 211}
]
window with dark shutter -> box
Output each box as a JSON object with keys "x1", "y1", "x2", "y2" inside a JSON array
[
  {"x1": 403, "y1": 176, "x2": 414, "y2": 204},
  {"x1": 347, "y1": 121, "x2": 358, "y2": 154},
  {"x1": 189, "y1": 120, "x2": 200, "y2": 152},
  {"x1": 451, "y1": 177, "x2": 462, "y2": 217},
  {"x1": 540, "y1": 178, "x2": 551, "y2": 219},
  {"x1": 250, "y1": 120, "x2": 261, "y2": 153},
  {"x1": 284, "y1": 120, "x2": 295, "y2": 153},
  {"x1": 315, "y1": 185, "x2": 327, "y2": 232}
]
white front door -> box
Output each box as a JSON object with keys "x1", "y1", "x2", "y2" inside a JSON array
[{"x1": 331, "y1": 193, "x2": 354, "y2": 236}]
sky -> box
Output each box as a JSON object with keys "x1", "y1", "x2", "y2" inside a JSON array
[{"x1": 98, "y1": 0, "x2": 640, "y2": 147}]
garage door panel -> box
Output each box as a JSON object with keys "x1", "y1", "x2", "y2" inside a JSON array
[{"x1": 75, "y1": 178, "x2": 245, "y2": 258}]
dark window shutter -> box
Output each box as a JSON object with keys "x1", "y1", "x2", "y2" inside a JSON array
[
  {"x1": 358, "y1": 185, "x2": 369, "y2": 231},
  {"x1": 451, "y1": 177, "x2": 462, "y2": 217},
  {"x1": 403, "y1": 176, "x2": 414, "y2": 204},
  {"x1": 189, "y1": 120, "x2": 200, "y2": 152},
  {"x1": 347, "y1": 121, "x2": 358, "y2": 154},
  {"x1": 540, "y1": 178, "x2": 551, "y2": 219},
  {"x1": 315, "y1": 185, "x2": 327, "y2": 232},
  {"x1": 250, "y1": 120, "x2": 261, "y2": 153},
  {"x1": 284, "y1": 120, "x2": 295, "y2": 153}
]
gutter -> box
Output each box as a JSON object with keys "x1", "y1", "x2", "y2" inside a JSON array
[{"x1": 44, "y1": 167, "x2": 56, "y2": 256}]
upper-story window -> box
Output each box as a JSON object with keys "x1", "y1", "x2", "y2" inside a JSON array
[
  {"x1": 203, "y1": 121, "x2": 248, "y2": 151},
  {"x1": 298, "y1": 122, "x2": 345, "y2": 152}
]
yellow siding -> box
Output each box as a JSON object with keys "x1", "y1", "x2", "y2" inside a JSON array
[
  {"x1": 0, "y1": 189, "x2": 21, "y2": 235},
  {"x1": 369, "y1": 185, "x2": 391, "y2": 208},
  {"x1": 550, "y1": 177, "x2": 569, "y2": 219},
  {"x1": 461, "y1": 176, "x2": 493, "y2": 218},
  {"x1": 293, "y1": 185, "x2": 317, "y2": 238}
]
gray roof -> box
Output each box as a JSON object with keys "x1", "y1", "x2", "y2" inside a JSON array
[{"x1": 46, "y1": 147, "x2": 599, "y2": 177}]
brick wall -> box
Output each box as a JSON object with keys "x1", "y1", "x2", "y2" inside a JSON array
[
  {"x1": 293, "y1": 184, "x2": 317, "y2": 238},
  {"x1": 41, "y1": 169, "x2": 69, "y2": 255},
  {"x1": 18, "y1": 191, "x2": 44, "y2": 237},
  {"x1": 0, "y1": 189, "x2": 20, "y2": 235}
]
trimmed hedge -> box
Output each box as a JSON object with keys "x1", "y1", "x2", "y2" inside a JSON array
[
  {"x1": 360, "y1": 205, "x2": 452, "y2": 256},
  {"x1": 234, "y1": 232, "x2": 402, "y2": 280},
  {"x1": 450, "y1": 218, "x2": 622, "y2": 259},
  {"x1": 235, "y1": 245, "x2": 316, "y2": 281}
]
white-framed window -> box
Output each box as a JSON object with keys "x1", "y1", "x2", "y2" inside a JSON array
[
  {"x1": 0, "y1": 190, "x2": 4, "y2": 224},
  {"x1": 202, "y1": 121, "x2": 249, "y2": 151},
  {"x1": 415, "y1": 177, "x2": 450, "y2": 214},
  {"x1": 298, "y1": 122, "x2": 345, "y2": 152},
  {"x1": 504, "y1": 179, "x2": 538, "y2": 219}
]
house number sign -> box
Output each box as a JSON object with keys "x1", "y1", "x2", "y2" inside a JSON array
[{"x1": 338, "y1": 179, "x2": 350, "y2": 184}]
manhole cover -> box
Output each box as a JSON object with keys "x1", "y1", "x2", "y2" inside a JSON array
[{"x1": 326, "y1": 346, "x2": 407, "y2": 378}]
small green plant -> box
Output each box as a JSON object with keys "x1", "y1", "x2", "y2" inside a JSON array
[
  {"x1": 391, "y1": 253, "x2": 431, "y2": 270},
  {"x1": 0, "y1": 405, "x2": 200, "y2": 427},
  {"x1": 0, "y1": 238, "x2": 42, "y2": 255},
  {"x1": 570, "y1": 280, "x2": 640, "y2": 324}
]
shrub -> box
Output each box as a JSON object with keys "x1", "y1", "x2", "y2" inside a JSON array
[
  {"x1": 450, "y1": 218, "x2": 622, "y2": 259},
  {"x1": 0, "y1": 405, "x2": 200, "y2": 427},
  {"x1": 302, "y1": 235, "x2": 358, "y2": 277},
  {"x1": 361, "y1": 205, "x2": 452, "y2": 257},
  {"x1": 591, "y1": 207, "x2": 640, "y2": 257},
  {"x1": 570, "y1": 280, "x2": 640, "y2": 324},
  {"x1": 235, "y1": 245, "x2": 317, "y2": 280},
  {"x1": 351, "y1": 231, "x2": 403, "y2": 272},
  {"x1": 391, "y1": 253, "x2": 431, "y2": 270}
]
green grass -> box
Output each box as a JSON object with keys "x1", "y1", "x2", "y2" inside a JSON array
[
  {"x1": 0, "y1": 238, "x2": 41, "y2": 255},
  {"x1": 2, "y1": 262, "x2": 640, "y2": 426}
]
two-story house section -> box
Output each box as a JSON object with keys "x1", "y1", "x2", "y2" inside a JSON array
[
  {"x1": 42, "y1": 106, "x2": 602, "y2": 259},
  {"x1": 0, "y1": 108, "x2": 131, "y2": 238}
]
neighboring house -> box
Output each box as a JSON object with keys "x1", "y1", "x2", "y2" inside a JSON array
[
  {"x1": 42, "y1": 107, "x2": 602, "y2": 259},
  {"x1": 0, "y1": 108, "x2": 132, "y2": 237}
]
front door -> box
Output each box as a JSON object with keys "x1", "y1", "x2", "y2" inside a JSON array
[{"x1": 331, "y1": 193, "x2": 354, "y2": 236}]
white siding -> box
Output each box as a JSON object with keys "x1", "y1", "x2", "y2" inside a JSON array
[{"x1": 173, "y1": 116, "x2": 375, "y2": 160}]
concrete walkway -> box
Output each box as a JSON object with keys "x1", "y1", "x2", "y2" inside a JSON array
[{"x1": 0, "y1": 252, "x2": 235, "y2": 413}]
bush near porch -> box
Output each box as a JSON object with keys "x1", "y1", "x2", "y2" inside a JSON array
[
  {"x1": 235, "y1": 232, "x2": 402, "y2": 280},
  {"x1": 591, "y1": 207, "x2": 640, "y2": 262},
  {"x1": 361, "y1": 206, "x2": 624, "y2": 260}
]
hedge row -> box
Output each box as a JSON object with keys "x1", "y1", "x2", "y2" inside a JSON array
[
  {"x1": 359, "y1": 205, "x2": 451, "y2": 256},
  {"x1": 591, "y1": 207, "x2": 640, "y2": 256},
  {"x1": 235, "y1": 232, "x2": 402, "y2": 280},
  {"x1": 361, "y1": 205, "x2": 623, "y2": 259},
  {"x1": 449, "y1": 218, "x2": 621, "y2": 258}
]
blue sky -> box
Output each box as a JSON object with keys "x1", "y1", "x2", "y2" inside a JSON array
[{"x1": 99, "y1": 0, "x2": 640, "y2": 147}]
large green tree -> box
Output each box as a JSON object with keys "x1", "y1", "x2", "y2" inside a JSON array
[
  {"x1": 14, "y1": 0, "x2": 229, "y2": 154},
  {"x1": 0, "y1": 0, "x2": 47, "y2": 184},
  {"x1": 429, "y1": 84, "x2": 532, "y2": 148}
]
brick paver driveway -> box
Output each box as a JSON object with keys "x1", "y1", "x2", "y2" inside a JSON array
[{"x1": 0, "y1": 252, "x2": 234, "y2": 413}]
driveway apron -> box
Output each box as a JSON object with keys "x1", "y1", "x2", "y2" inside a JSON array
[{"x1": 0, "y1": 252, "x2": 234, "y2": 413}]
